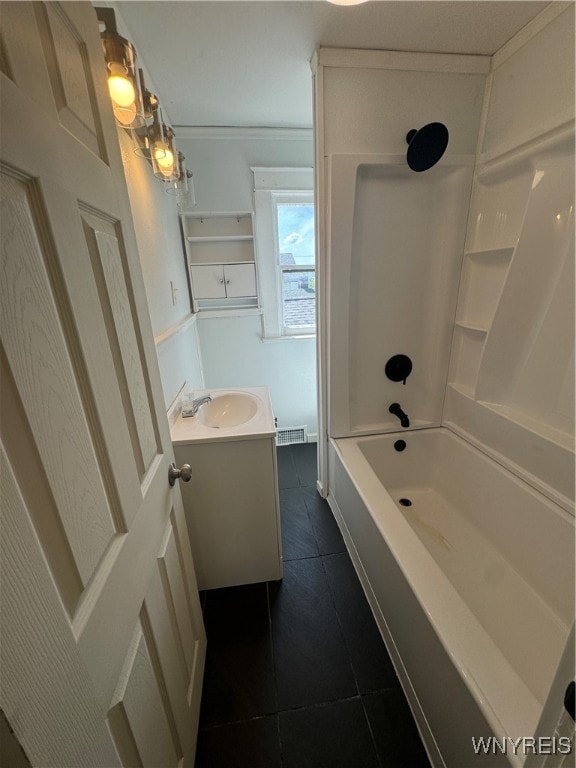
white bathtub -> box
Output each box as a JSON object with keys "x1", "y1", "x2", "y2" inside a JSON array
[{"x1": 328, "y1": 428, "x2": 574, "y2": 768}]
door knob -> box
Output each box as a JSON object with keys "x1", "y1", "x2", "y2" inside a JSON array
[{"x1": 168, "y1": 462, "x2": 192, "y2": 487}]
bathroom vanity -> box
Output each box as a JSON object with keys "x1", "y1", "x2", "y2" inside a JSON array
[{"x1": 171, "y1": 387, "x2": 282, "y2": 590}]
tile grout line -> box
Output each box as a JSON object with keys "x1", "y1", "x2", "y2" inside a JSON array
[
  {"x1": 318, "y1": 553, "x2": 363, "y2": 697},
  {"x1": 321, "y1": 540, "x2": 382, "y2": 768},
  {"x1": 360, "y1": 696, "x2": 385, "y2": 768},
  {"x1": 266, "y1": 580, "x2": 284, "y2": 767},
  {"x1": 321, "y1": 555, "x2": 383, "y2": 768},
  {"x1": 319, "y1": 555, "x2": 385, "y2": 768},
  {"x1": 197, "y1": 684, "x2": 408, "y2": 731},
  {"x1": 198, "y1": 711, "x2": 277, "y2": 733}
]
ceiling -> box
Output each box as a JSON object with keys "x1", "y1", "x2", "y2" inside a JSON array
[{"x1": 115, "y1": 1, "x2": 551, "y2": 129}]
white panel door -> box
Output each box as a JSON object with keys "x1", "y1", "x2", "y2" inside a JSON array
[{"x1": 0, "y1": 4, "x2": 206, "y2": 766}]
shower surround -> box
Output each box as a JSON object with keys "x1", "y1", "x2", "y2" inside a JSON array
[{"x1": 313, "y1": 6, "x2": 575, "y2": 767}]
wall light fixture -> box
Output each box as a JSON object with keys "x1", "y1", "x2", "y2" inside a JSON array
[
  {"x1": 97, "y1": 7, "x2": 146, "y2": 129},
  {"x1": 95, "y1": 7, "x2": 195, "y2": 207},
  {"x1": 149, "y1": 110, "x2": 177, "y2": 180}
]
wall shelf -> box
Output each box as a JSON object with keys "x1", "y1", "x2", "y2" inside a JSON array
[
  {"x1": 186, "y1": 235, "x2": 254, "y2": 243},
  {"x1": 188, "y1": 259, "x2": 256, "y2": 266},
  {"x1": 180, "y1": 211, "x2": 259, "y2": 312}
]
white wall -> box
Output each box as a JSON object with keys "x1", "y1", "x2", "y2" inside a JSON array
[
  {"x1": 108, "y1": 3, "x2": 317, "y2": 430},
  {"x1": 176, "y1": 131, "x2": 312, "y2": 211},
  {"x1": 111, "y1": 5, "x2": 204, "y2": 409},
  {"x1": 196, "y1": 314, "x2": 317, "y2": 434},
  {"x1": 481, "y1": 5, "x2": 575, "y2": 158},
  {"x1": 176, "y1": 132, "x2": 318, "y2": 437}
]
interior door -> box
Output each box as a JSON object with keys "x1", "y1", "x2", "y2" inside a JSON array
[{"x1": 0, "y1": 3, "x2": 205, "y2": 766}]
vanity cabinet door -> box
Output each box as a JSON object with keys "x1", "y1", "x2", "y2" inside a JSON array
[{"x1": 190, "y1": 264, "x2": 226, "y2": 298}]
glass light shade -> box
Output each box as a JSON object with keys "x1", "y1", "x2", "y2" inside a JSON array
[
  {"x1": 154, "y1": 145, "x2": 175, "y2": 177},
  {"x1": 101, "y1": 33, "x2": 145, "y2": 129},
  {"x1": 166, "y1": 152, "x2": 196, "y2": 201},
  {"x1": 327, "y1": 0, "x2": 369, "y2": 4},
  {"x1": 134, "y1": 103, "x2": 169, "y2": 160},
  {"x1": 151, "y1": 122, "x2": 177, "y2": 181}
]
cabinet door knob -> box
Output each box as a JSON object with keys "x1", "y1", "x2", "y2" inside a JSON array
[{"x1": 168, "y1": 462, "x2": 192, "y2": 487}]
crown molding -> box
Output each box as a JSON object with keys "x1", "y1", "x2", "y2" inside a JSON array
[
  {"x1": 173, "y1": 126, "x2": 313, "y2": 141},
  {"x1": 315, "y1": 47, "x2": 490, "y2": 74}
]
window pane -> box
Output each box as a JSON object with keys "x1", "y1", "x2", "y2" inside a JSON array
[
  {"x1": 282, "y1": 268, "x2": 315, "y2": 328},
  {"x1": 276, "y1": 203, "x2": 315, "y2": 267}
]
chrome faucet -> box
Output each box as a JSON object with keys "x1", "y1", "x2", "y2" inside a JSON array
[
  {"x1": 190, "y1": 395, "x2": 212, "y2": 415},
  {"x1": 389, "y1": 403, "x2": 410, "y2": 428}
]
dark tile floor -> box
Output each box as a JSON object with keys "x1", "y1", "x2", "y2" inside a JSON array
[{"x1": 195, "y1": 442, "x2": 431, "y2": 768}]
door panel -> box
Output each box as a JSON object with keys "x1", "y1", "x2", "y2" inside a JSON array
[
  {"x1": 83, "y1": 215, "x2": 159, "y2": 478},
  {"x1": 35, "y1": 2, "x2": 106, "y2": 158},
  {"x1": 1, "y1": 170, "x2": 120, "y2": 586},
  {"x1": 0, "y1": 342, "x2": 84, "y2": 616},
  {"x1": 0, "y1": 443, "x2": 122, "y2": 768},
  {"x1": 0, "y1": 3, "x2": 57, "y2": 116},
  {"x1": 108, "y1": 620, "x2": 180, "y2": 767},
  {"x1": 0, "y1": 4, "x2": 205, "y2": 766}
]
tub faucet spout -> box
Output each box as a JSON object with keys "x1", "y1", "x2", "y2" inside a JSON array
[{"x1": 389, "y1": 403, "x2": 410, "y2": 428}]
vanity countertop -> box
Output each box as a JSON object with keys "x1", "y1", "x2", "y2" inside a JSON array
[{"x1": 170, "y1": 386, "x2": 276, "y2": 445}]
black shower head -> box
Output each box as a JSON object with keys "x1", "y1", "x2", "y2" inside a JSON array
[{"x1": 406, "y1": 122, "x2": 449, "y2": 172}]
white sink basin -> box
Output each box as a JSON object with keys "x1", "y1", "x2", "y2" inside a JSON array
[
  {"x1": 197, "y1": 392, "x2": 259, "y2": 428},
  {"x1": 171, "y1": 387, "x2": 275, "y2": 445}
]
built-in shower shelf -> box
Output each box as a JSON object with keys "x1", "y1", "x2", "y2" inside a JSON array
[
  {"x1": 447, "y1": 382, "x2": 475, "y2": 399},
  {"x1": 464, "y1": 246, "x2": 515, "y2": 260},
  {"x1": 455, "y1": 320, "x2": 488, "y2": 334},
  {"x1": 449, "y1": 324, "x2": 486, "y2": 398},
  {"x1": 455, "y1": 248, "x2": 513, "y2": 334}
]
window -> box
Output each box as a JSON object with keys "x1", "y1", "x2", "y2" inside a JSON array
[
  {"x1": 252, "y1": 167, "x2": 315, "y2": 339},
  {"x1": 276, "y1": 197, "x2": 315, "y2": 335}
]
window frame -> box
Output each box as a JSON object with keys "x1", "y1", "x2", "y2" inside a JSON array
[
  {"x1": 273, "y1": 193, "x2": 316, "y2": 337},
  {"x1": 252, "y1": 167, "x2": 315, "y2": 340}
]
